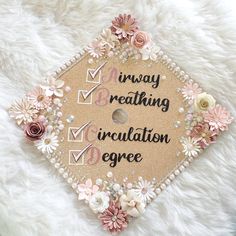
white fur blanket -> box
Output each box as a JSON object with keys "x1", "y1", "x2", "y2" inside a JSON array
[{"x1": 0, "y1": 1, "x2": 236, "y2": 235}]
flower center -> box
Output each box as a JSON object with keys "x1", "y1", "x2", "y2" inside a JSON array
[
  {"x1": 141, "y1": 187, "x2": 148, "y2": 194},
  {"x1": 112, "y1": 216, "x2": 117, "y2": 222},
  {"x1": 44, "y1": 138, "x2": 51, "y2": 145},
  {"x1": 122, "y1": 23, "x2": 129, "y2": 31},
  {"x1": 37, "y1": 95, "x2": 44, "y2": 102},
  {"x1": 199, "y1": 99, "x2": 209, "y2": 109},
  {"x1": 201, "y1": 132, "x2": 206, "y2": 138}
]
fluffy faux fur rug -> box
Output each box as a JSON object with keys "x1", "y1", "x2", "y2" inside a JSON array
[{"x1": 0, "y1": 1, "x2": 236, "y2": 235}]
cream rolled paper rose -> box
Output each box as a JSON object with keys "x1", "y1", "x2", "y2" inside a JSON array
[
  {"x1": 194, "y1": 92, "x2": 216, "y2": 112},
  {"x1": 120, "y1": 190, "x2": 145, "y2": 217},
  {"x1": 89, "y1": 191, "x2": 110, "y2": 214},
  {"x1": 131, "y1": 31, "x2": 150, "y2": 49}
]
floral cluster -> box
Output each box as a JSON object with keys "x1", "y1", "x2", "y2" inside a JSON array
[
  {"x1": 9, "y1": 77, "x2": 66, "y2": 155},
  {"x1": 180, "y1": 80, "x2": 233, "y2": 157},
  {"x1": 77, "y1": 176, "x2": 156, "y2": 234},
  {"x1": 86, "y1": 14, "x2": 160, "y2": 62}
]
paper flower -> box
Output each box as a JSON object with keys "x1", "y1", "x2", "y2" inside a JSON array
[
  {"x1": 203, "y1": 104, "x2": 233, "y2": 131},
  {"x1": 181, "y1": 137, "x2": 201, "y2": 157},
  {"x1": 34, "y1": 131, "x2": 59, "y2": 154},
  {"x1": 139, "y1": 42, "x2": 161, "y2": 61},
  {"x1": 134, "y1": 179, "x2": 156, "y2": 204},
  {"x1": 120, "y1": 190, "x2": 145, "y2": 217},
  {"x1": 87, "y1": 39, "x2": 106, "y2": 58},
  {"x1": 99, "y1": 28, "x2": 120, "y2": 51},
  {"x1": 190, "y1": 122, "x2": 218, "y2": 149},
  {"x1": 9, "y1": 98, "x2": 38, "y2": 125},
  {"x1": 89, "y1": 191, "x2": 109, "y2": 214},
  {"x1": 194, "y1": 92, "x2": 216, "y2": 112},
  {"x1": 182, "y1": 81, "x2": 202, "y2": 101},
  {"x1": 27, "y1": 87, "x2": 51, "y2": 110},
  {"x1": 99, "y1": 201, "x2": 128, "y2": 234},
  {"x1": 111, "y1": 14, "x2": 138, "y2": 42},
  {"x1": 41, "y1": 77, "x2": 64, "y2": 97},
  {"x1": 24, "y1": 121, "x2": 45, "y2": 141},
  {"x1": 77, "y1": 179, "x2": 99, "y2": 201},
  {"x1": 131, "y1": 31, "x2": 150, "y2": 49}
]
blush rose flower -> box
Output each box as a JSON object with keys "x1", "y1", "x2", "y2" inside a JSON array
[
  {"x1": 131, "y1": 31, "x2": 150, "y2": 49},
  {"x1": 24, "y1": 121, "x2": 45, "y2": 141}
]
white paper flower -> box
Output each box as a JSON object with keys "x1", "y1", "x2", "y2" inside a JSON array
[
  {"x1": 86, "y1": 39, "x2": 106, "y2": 58},
  {"x1": 41, "y1": 77, "x2": 64, "y2": 97},
  {"x1": 181, "y1": 137, "x2": 201, "y2": 157},
  {"x1": 34, "y1": 132, "x2": 59, "y2": 154},
  {"x1": 120, "y1": 190, "x2": 145, "y2": 217},
  {"x1": 89, "y1": 191, "x2": 110, "y2": 214},
  {"x1": 99, "y1": 28, "x2": 120, "y2": 50},
  {"x1": 139, "y1": 42, "x2": 161, "y2": 61},
  {"x1": 9, "y1": 98, "x2": 38, "y2": 125},
  {"x1": 134, "y1": 179, "x2": 156, "y2": 204},
  {"x1": 194, "y1": 92, "x2": 216, "y2": 112}
]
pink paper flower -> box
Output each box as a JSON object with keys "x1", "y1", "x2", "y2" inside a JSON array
[
  {"x1": 99, "y1": 201, "x2": 128, "y2": 234},
  {"x1": 87, "y1": 39, "x2": 106, "y2": 58},
  {"x1": 27, "y1": 87, "x2": 51, "y2": 110},
  {"x1": 9, "y1": 98, "x2": 39, "y2": 125},
  {"x1": 190, "y1": 122, "x2": 218, "y2": 149},
  {"x1": 111, "y1": 14, "x2": 138, "y2": 42},
  {"x1": 203, "y1": 104, "x2": 233, "y2": 131},
  {"x1": 182, "y1": 81, "x2": 202, "y2": 101},
  {"x1": 131, "y1": 31, "x2": 150, "y2": 49},
  {"x1": 24, "y1": 121, "x2": 45, "y2": 141},
  {"x1": 77, "y1": 179, "x2": 99, "y2": 201}
]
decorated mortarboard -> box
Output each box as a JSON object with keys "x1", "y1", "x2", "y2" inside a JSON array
[{"x1": 9, "y1": 14, "x2": 233, "y2": 234}]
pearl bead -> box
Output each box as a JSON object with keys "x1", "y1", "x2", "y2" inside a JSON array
[
  {"x1": 178, "y1": 107, "x2": 184, "y2": 113},
  {"x1": 179, "y1": 165, "x2": 185, "y2": 171},
  {"x1": 54, "y1": 163, "x2": 60, "y2": 169},
  {"x1": 58, "y1": 124, "x2": 64, "y2": 130},
  {"x1": 184, "y1": 161, "x2": 189, "y2": 167},
  {"x1": 160, "y1": 184, "x2": 166, "y2": 190},
  {"x1": 65, "y1": 86, "x2": 71, "y2": 92},
  {"x1": 127, "y1": 183, "x2": 132, "y2": 189},
  {"x1": 53, "y1": 98, "x2": 60, "y2": 105},
  {"x1": 96, "y1": 178, "x2": 103, "y2": 186},
  {"x1": 57, "y1": 112, "x2": 62, "y2": 117},
  {"x1": 72, "y1": 183, "x2": 77, "y2": 189},
  {"x1": 188, "y1": 157, "x2": 193, "y2": 162},
  {"x1": 165, "y1": 179, "x2": 171, "y2": 185},
  {"x1": 63, "y1": 172, "x2": 68, "y2": 179},
  {"x1": 67, "y1": 178, "x2": 73, "y2": 184},
  {"x1": 138, "y1": 176, "x2": 143, "y2": 181},
  {"x1": 50, "y1": 158, "x2": 56, "y2": 164},
  {"x1": 113, "y1": 184, "x2": 120, "y2": 191},
  {"x1": 59, "y1": 168, "x2": 64, "y2": 174},
  {"x1": 169, "y1": 174, "x2": 175, "y2": 180},
  {"x1": 155, "y1": 188, "x2": 161, "y2": 194},
  {"x1": 107, "y1": 172, "x2": 113, "y2": 178},
  {"x1": 174, "y1": 170, "x2": 180, "y2": 176}
]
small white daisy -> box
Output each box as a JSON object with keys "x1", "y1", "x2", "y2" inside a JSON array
[
  {"x1": 34, "y1": 132, "x2": 59, "y2": 154},
  {"x1": 134, "y1": 179, "x2": 156, "y2": 204},
  {"x1": 181, "y1": 137, "x2": 201, "y2": 157}
]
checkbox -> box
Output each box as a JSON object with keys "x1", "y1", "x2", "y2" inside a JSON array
[
  {"x1": 69, "y1": 150, "x2": 85, "y2": 165},
  {"x1": 77, "y1": 89, "x2": 93, "y2": 104},
  {"x1": 86, "y1": 69, "x2": 101, "y2": 84},
  {"x1": 68, "y1": 127, "x2": 83, "y2": 142}
]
